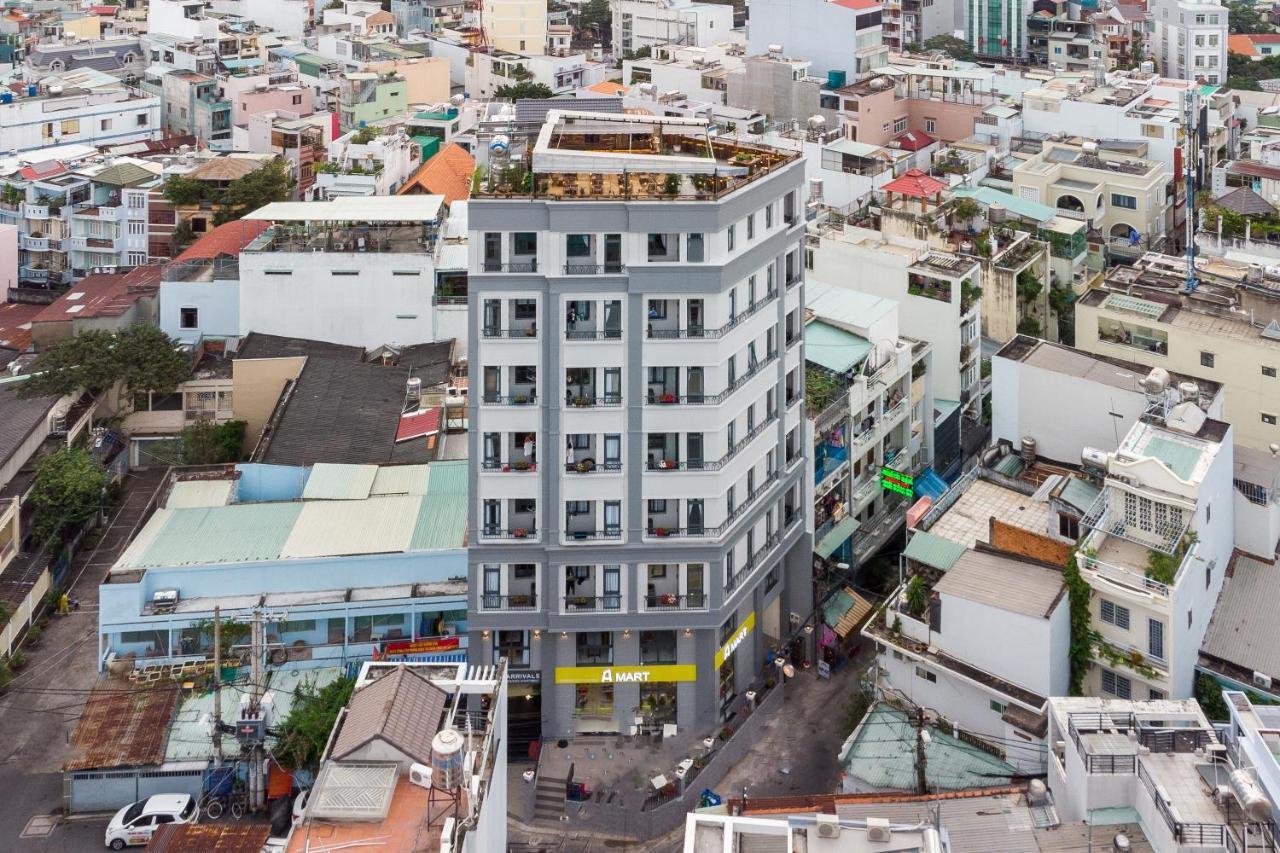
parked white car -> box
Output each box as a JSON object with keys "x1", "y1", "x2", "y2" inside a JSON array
[{"x1": 104, "y1": 794, "x2": 196, "y2": 849}]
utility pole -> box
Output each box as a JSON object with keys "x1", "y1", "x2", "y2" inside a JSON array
[
  {"x1": 249, "y1": 609, "x2": 264, "y2": 814},
  {"x1": 212, "y1": 606, "x2": 223, "y2": 766},
  {"x1": 915, "y1": 706, "x2": 928, "y2": 795}
]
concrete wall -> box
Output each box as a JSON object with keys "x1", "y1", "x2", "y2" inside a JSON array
[
  {"x1": 936, "y1": 588, "x2": 1066, "y2": 700},
  {"x1": 989, "y1": 518, "x2": 1074, "y2": 567},
  {"x1": 231, "y1": 356, "x2": 307, "y2": 447},
  {"x1": 160, "y1": 278, "x2": 240, "y2": 344},
  {"x1": 367, "y1": 57, "x2": 451, "y2": 105},
  {"x1": 0, "y1": 224, "x2": 16, "y2": 299}
]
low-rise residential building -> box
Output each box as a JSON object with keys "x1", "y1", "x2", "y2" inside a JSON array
[
  {"x1": 745, "y1": 0, "x2": 888, "y2": 78},
  {"x1": 1201, "y1": 548, "x2": 1280, "y2": 703},
  {"x1": 1074, "y1": 253, "x2": 1280, "y2": 454},
  {"x1": 865, "y1": 544, "x2": 1068, "y2": 774},
  {"x1": 338, "y1": 70, "x2": 408, "y2": 132},
  {"x1": 1221, "y1": 690, "x2": 1280, "y2": 816},
  {"x1": 0, "y1": 79, "x2": 160, "y2": 154},
  {"x1": 807, "y1": 281, "x2": 933, "y2": 566},
  {"x1": 313, "y1": 127, "x2": 422, "y2": 199},
  {"x1": 1149, "y1": 0, "x2": 1227, "y2": 84},
  {"x1": 238, "y1": 195, "x2": 466, "y2": 349},
  {"x1": 99, "y1": 461, "x2": 470, "y2": 671},
  {"x1": 625, "y1": 43, "x2": 743, "y2": 108},
  {"x1": 159, "y1": 219, "x2": 269, "y2": 346},
  {"x1": 1048, "y1": 696, "x2": 1247, "y2": 853},
  {"x1": 159, "y1": 69, "x2": 232, "y2": 148},
  {"x1": 467, "y1": 48, "x2": 610, "y2": 98},
  {"x1": 28, "y1": 266, "x2": 160, "y2": 351},
  {"x1": 287, "y1": 661, "x2": 507, "y2": 853},
  {"x1": 611, "y1": 0, "x2": 732, "y2": 59},
  {"x1": 1075, "y1": 400, "x2": 1234, "y2": 701},
  {"x1": 725, "y1": 51, "x2": 832, "y2": 129},
  {"x1": 1012, "y1": 139, "x2": 1173, "y2": 257}
]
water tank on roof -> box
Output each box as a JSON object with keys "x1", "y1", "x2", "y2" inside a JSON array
[
  {"x1": 767, "y1": 43, "x2": 783, "y2": 55},
  {"x1": 0, "y1": 92, "x2": 11, "y2": 104},
  {"x1": 26, "y1": 84, "x2": 36, "y2": 97},
  {"x1": 827, "y1": 69, "x2": 846, "y2": 90},
  {"x1": 431, "y1": 728, "x2": 465, "y2": 790}
]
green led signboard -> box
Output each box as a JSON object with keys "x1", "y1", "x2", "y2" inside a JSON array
[{"x1": 879, "y1": 466, "x2": 914, "y2": 497}]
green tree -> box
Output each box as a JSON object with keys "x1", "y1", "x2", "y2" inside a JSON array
[
  {"x1": 1195, "y1": 674, "x2": 1231, "y2": 721},
  {"x1": 179, "y1": 420, "x2": 246, "y2": 464},
  {"x1": 1229, "y1": 0, "x2": 1273, "y2": 34},
  {"x1": 904, "y1": 574, "x2": 929, "y2": 617},
  {"x1": 214, "y1": 161, "x2": 292, "y2": 225},
  {"x1": 162, "y1": 174, "x2": 208, "y2": 206},
  {"x1": 28, "y1": 446, "x2": 108, "y2": 546},
  {"x1": 188, "y1": 617, "x2": 251, "y2": 659},
  {"x1": 580, "y1": 0, "x2": 610, "y2": 31},
  {"x1": 921, "y1": 35, "x2": 975, "y2": 62},
  {"x1": 274, "y1": 676, "x2": 356, "y2": 770},
  {"x1": 494, "y1": 81, "x2": 555, "y2": 100},
  {"x1": 18, "y1": 326, "x2": 192, "y2": 401}
]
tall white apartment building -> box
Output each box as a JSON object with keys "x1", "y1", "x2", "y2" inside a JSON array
[
  {"x1": 1150, "y1": 0, "x2": 1228, "y2": 84},
  {"x1": 1076, "y1": 395, "x2": 1234, "y2": 701},
  {"x1": 466, "y1": 111, "x2": 812, "y2": 742},
  {"x1": 611, "y1": 0, "x2": 733, "y2": 59}
]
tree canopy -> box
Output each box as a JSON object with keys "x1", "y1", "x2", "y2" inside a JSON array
[
  {"x1": 162, "y1": 160, "x2": 293, "y2": 224},
  {"x1": 1228, "y1": 49, "x2": 1280, "y2": 90},
  {"x1": 1229, "y1": 0, "x2": 1273, "y2": 34},
  {"x1": 494, "y1": 81, "x2": 555, "y2": 100},
  {"x1": 273, "y1": 676, "x2": 356, "y2": 770},
  {"x1": 18, "y1": 326, "x2": 192, "y2": 400},
  {"x1": 918, "y1": 35, "x2": 976, "y2": 62},
  {"x1": 28, "y1": 446, "x2": 109, "y2": 546}
]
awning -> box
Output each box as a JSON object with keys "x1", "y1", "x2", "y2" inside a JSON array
[
  {"x1": 902, "y1": 530, "x2": 966, "y2": 572},
  {"x1": 824, "y1": 587, "x2": 874, "y2": 638},
  {"x1": 816, "y1": 516, "x2": 859, "y2": 559}
]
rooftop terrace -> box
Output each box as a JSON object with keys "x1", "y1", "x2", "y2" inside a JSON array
[{"x1": 473, "y1": 110, "x2": 798, "y2": 201}]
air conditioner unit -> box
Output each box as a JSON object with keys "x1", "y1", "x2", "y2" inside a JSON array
[
  {"x1": 815, "y1": 814, "x2": 841, "y2": 838},
  {"x1": 866, "y1": 817, "x2": 892, "y2": 842},
  {"x1": 152, "y1": 589, "x2": 179, "y2": 613},
  {"x1": 1253, "y1": 671, "x2": 1272, "y2": 690}
]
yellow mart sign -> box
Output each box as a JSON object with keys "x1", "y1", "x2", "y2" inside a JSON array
[
  {"x1": 715, "y1": 611, "x2": 756, "y2": 669},
  {"x1": 553, "y1": 664, "x2": 697, "y2": 684}
]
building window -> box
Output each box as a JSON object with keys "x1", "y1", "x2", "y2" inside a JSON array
[
  {"x1": 1110, "y1": 193, "x2": 1138, "y2": 210},
  {"x1": 101, "y1": 118, "x2": 113, "y2": 131},
  {"x1": 990, "y1": 700, "x2": 1006, "y2": 714},
  {"x1": 1200, "y1": 351, "x2": 1215, "y2": 368},
  {"x1": 1100, "y1": 668, "x2": 1131, "y2": 699},
  {"x1": 61, "y1": 119, "x2": 80, "y2": 135},
  {"x1": 128, "y1": 220, "x2": 146, "y2": 235},
  {"x1": 893, "y1": 117, "x2": 907, "y2": 134},
  {"x1": 137, "y1": 112, "x2": 149, "y2": 126},
  {"x1": 292, "y1": 94, "x2": 303, "y2": 105},
  {"x1": 1100, "y1": 599, "x2": 1130, "y2": 629},
  {"x1": 179, "y1": 307, "x2": 198, "y2": 329},
  {"x1": 727, "y1": 224, "x2": 735, "y2": 251},
  {"x1": 1149, "y1": 688, "x2": 1166, "y2": 700},
  {"x1": 747, "y1": 213, "x2": 755, "y2": 240},
  {"x1": 925, "y1": 118, "x2": 936, "y2": 133},
  {"x1": 1058, "y1": 513, "x2": 1079, "y2": 540},
  {"x1": 914, "y1": 666, "x2": 937, "y2": 683},
  {"x1": 1264, "y1": 413, "x2": 1278, "y2": 426},
  {"x1": 1148, "y1": 618, "x2": 1164, "y2": 660},
  {"x1": 42, "y1": 122, "x2": 53, "y2": 139},
  {"x1": 1263, "y1": 366, "x2": 1276, "y2": 378}
]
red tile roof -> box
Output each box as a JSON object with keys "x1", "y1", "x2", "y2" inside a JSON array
[
  {"x1": 88, "y1": 5, "x2": 118, "y2": 14},
  {"x1": 397, "y1": 143, "x2": 474, "y2": 205},
  {"x1": 175, "y1": 219, "x2": 270, "y2": 261},
  {"x1": 1230, "y1": 34, "x2": 1259, "y2": 56},
  {"x1": 0, "y1": 301, "x2": 44, "y2": 353},
  {"x1": 894, "y1": 130, "x2": 935, "y2": 151},
  {"x1": 33, "y1": 266, "x2": 161, "y2": 324},
  {"x1": 881, "y1": 168, "x2": 948, "y2": 198},
  {"x1": 19, "y1": 160, "x2": 66, "y2": 181},
  {"x1": 395, "y1": 406, "x2": 442, "y2": 442}
]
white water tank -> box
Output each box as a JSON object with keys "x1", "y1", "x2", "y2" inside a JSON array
[
  {"x1": 431, "y1": 728, "x2": 465, "y2": 790},
  {"x1": 1140, "y1": 367, "x2": 1171, "y2": 395},
  {"x1": 1177, "y1": 381, "x2": 1198, "y2": 403},
  {"x1": 1230, "y1": 768, "x2": 1273, "y2": 821}
]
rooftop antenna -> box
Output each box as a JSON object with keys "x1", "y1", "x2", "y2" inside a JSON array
[{"x1": 1183, "y1": 86, "x2": 1199, "y2": 295}]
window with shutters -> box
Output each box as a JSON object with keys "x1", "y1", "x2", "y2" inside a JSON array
[
  {"x1": 1101, "y1": 668, "x2": 1131, "y2": 699},
  {"x1": 1148, "y1": 618, "x2": 1164, "y2": 661},
  {"x1": 1101, "y1": 599, "x2": 1130, "y2": 629}
]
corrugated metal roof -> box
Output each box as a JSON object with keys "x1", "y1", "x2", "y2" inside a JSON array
[
  {"x1": 147, "y1": 824, "x2": 271, "y2": 853},
  {"x1": 411, "y1": 460, "x2": 468, "y2": 550},
  {"x1": 280, "y1": 495, "x2": 422, "y2": 559},
  {"x1": 126, "y1": 503, "x2": 304, "y2": 568},
  {"x1": 65, "y1": 683, "x2": 179, "y2": 771},
  {"x1": 824, "y1": 138, "x2": 887, "y2": 159},
  {"x1": 371, "y1": 464, "x2": 430, "y2": 496},
  {"x1": 953, "y1": 186, "x2": 1056, "y2": 224},
  {"x1": 166, "y1": 480, "x2": 234, "y2": 509},
  {"x1": 805, "y1": 321, "x2": 871, "y2": 374},
  {"x1": 1058, "y1": 477, "x2": 1100, "y2": 513},
  {"x1": 933, "y1": 550, "x2": 1065, "y2": 619},
  {"x1": 301, "y1": 462, "x2": 378, "y2": 500},
  {"x1": 840, "y1": 705, "x2": 1015, "y2": 792},
  {"x1": 1202, "y1": 553, "x2": 1280, "y2": 682},
  {"x1": 903, "y1": 530, "x2": 967, "y2": 572},
  {"x1": 816, "y1": 516, "x2": 859, "y2": 559},
  {"x1": 806, "y1": 279, "x2": 897, "y2": 332}
]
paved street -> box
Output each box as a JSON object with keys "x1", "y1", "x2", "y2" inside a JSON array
[
  {"x1": 508, "y1": 643, "x2": 874, "y2": 852},
  {"x1": 0, "y1": 468, "x2": 167, "y2": 852}
]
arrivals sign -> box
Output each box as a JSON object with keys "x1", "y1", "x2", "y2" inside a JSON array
[
  {"x1": 554, "y1": 664, "x2": 697, "y2": 684},
  {"x1": 880, "y1": 466, "x2": 914, "y2": 497},
  {"x1": 379, "y1": 635, "x2": 461, "y2": 657},
  {"x1": 714, "y1": 611, "x2": 756, "y2": 669}
]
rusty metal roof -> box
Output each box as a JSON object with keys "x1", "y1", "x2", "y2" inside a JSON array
[
  {"x1": 64, "y1": 683, "x2": 178, "y2": 771},
  {"x1": 146, "y1": 823, "x2": 271, "y2": 852}
]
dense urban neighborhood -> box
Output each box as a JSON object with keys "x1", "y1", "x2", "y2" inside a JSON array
[{"x1": 1, "y1": 0, "x2": 1280, "y2": 850}]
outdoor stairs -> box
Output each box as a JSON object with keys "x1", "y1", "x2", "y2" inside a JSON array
[{"x1": 532, "y1": 773, "x2": 567, "y2": 821}]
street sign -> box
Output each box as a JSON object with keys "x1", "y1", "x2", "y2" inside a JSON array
[{"x1": 880, "y1": 466, "x2": 914, "y2": 497}]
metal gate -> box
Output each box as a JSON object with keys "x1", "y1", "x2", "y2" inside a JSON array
[{"x1": 66, "y1": 766, "x2": 205, "y2": 813}]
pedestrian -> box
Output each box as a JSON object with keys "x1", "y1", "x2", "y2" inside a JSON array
[{"x1": 524, "y1": 433, "x2": 535, "y2": 463}]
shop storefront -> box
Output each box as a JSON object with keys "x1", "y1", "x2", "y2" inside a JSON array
[
  {"x1": 555, "y1": 664, "x2": 697, "y2": 735},
  {"x1": 506, "y1": 669, "x2": 543, "y2": 761},
  {"x1": 715, "y1": 612, "x2": 755, "y2": 720}
]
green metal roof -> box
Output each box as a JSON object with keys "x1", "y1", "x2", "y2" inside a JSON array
[
  {"x1": 903, "y1": 530, "x2": 967, "y2": 572},
  {"x1": 953, "y1": 186, "x2": 1056, "y2": 224},
  {"x1": 1059, "y1": 477, "x2": 1101, "y2": 513},
  {"x1": 413, "y1": 135, "x2": 442, "y2": 162},
  {"x1": 94, "y1": 162, "x2": 156, "y2": 187},
  {"x1": 1146, "y1": 435, "x2": 1201, "y2": 481},
  {"x1": 841, "y1": 705, "x2": 1016, "y2": 791},
  {"x1": 805, "y1": 321, "x2": 871, "y2": 375},
  {"x1": 410, "y1": 460, "x2": 469, "y2": 550},
  {"x1": 816, "y1": 516, "x2": 859, "y2": 559},
  {"x1": 415, "y1": 111, "x2": 455, "y2": 121},
  {"x1": 129, "y1": 503, "x2": 304, "y2": 568}
]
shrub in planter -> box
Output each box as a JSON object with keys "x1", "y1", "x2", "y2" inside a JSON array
[
  {"x1": 513, "y1": 527, "x2": 529, "y2": 538},
  {"x1": 513, "y1": 460, "x2": 531, "y2": 471}
]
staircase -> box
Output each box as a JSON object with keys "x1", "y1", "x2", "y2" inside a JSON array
[{"x1": 532, "y1": 772, "x2": 566, "y2": 822}]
